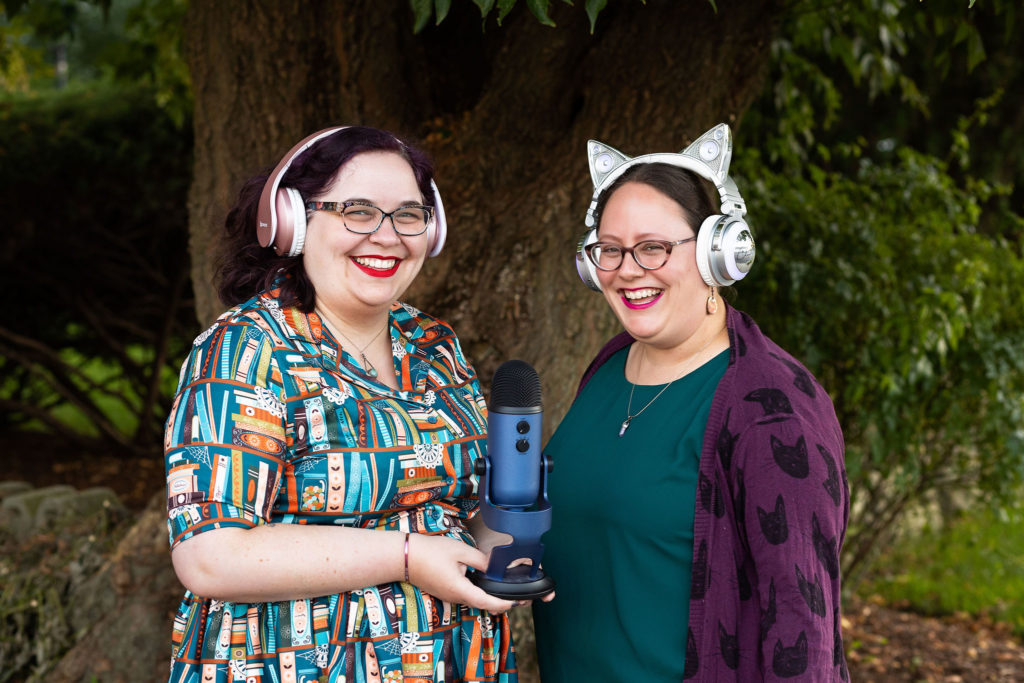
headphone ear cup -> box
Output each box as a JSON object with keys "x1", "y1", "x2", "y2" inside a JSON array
[
  {"x1": 695, "y1": 214, "x2": 721, "y2": 287},
  {"x1": 274, "y1": 187, "x2": 307, "y2": 256},
  {"x1": 696, "y1": 214, "x2": 756, "y2": 287},
  {"x1": 427, "y1": 179, "x2": 446, "y2": 257},
  {"x1": 257, "y1": 127, "x2": 346, "y2": 254},
  {"x1": 575, "y1": 228, "x2": 602, "y2": 292}
]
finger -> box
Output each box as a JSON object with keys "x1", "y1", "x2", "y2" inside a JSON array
[
  {"x1": 482, "y1": 596, "x2": 516, "y2": 613},
  {"x1": 505, "y1": 557, "x2": 534, "y2": 568},
  {"x1": 461, "y1": 548, "x2": 491, "y2": 573},
  {"x1": 464, "y1": 582, "x2": 514, "y2": 613}
]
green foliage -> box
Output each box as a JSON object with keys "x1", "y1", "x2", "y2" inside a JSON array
[
  {"x1": 0, "y1": 3, "x2": 53, "y2": 90},
  {"x1": 411, "y1": 0, "x2": 684, "y2": 33},
  {"x1": 744, "y1": 0, "x2": 1018, "y2": 175},
  {"x1": 0, "y1": 81, "x2": 194, "y2": 456},
  {"x1": 862, "y1": 499, "x2": 1024, "y2": 636},
  {"x1": 584, "y1": 0, "x2": 607, "y2": 32},
  {"x1": 735, "y1": 0, "x2": 1024, "y2": 582},
  {"x1": 411, "y1": 0, "x2": 561, "y2": 30},
  {"x1": 0, "y1": 0, "x2": 189, "y2": 124},
  {"x1": 733, "y1": 142, "x2": 1024, "y2": 578}
]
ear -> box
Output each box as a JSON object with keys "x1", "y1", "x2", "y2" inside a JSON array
[
  {"x1": 680, "y1": 123, "x2": 734, "y2": 185},
  {"x1": 587, "y1": 140, "x2": 632, "y2": 189}
]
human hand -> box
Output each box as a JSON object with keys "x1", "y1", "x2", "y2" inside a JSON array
[
  {"x1": 406, "y1": 533, "x2": 516, "y2": 614},
  {"x1": 513, "y1": 591, "x2": 556, "y2": 607},
  {"x1": 504, "y1": 557, "x2": 556, "y2": 607}
]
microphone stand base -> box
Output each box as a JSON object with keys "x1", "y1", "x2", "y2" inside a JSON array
[{"x1": 468, "y1": 565, "x2": 556, "y2": 601}]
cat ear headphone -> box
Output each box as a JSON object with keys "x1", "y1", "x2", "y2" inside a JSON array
[
  {"x1": 256, "y1": 126, "x2": 448, "y2": 257},
  {"x1": 575, "y1": 122, "x2": 755, "y2": 292}
]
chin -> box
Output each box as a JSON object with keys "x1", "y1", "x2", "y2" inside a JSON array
[{"x1": 617, "y1": 319, "x2": 659, "y2": 342}]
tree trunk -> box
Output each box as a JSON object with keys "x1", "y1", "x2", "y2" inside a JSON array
[{"x1": 185, "y1": 0, "x2": 781, "y2": 426}]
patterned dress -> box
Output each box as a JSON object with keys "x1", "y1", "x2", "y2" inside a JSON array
[{"x1": 164, "y1": 286, "x2": 516, "y2": 683}]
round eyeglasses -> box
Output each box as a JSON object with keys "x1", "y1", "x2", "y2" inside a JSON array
[
  {"x1": 584, "y1": 237, "x2": 697, "y2": 271},
  {"x1": 305, "y1": 201, "x2": 434, "y2": 237}
]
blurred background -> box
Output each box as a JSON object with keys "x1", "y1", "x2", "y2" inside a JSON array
[{"x1": 1, "y1": 0, "x2": 1022, "y2": 680}]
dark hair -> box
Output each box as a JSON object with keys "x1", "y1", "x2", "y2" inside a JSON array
[
  {"x1": 216, "y1": 126, "x2": 436, "y2": 311},
  {"x1": 594, "y1": 162, "x2": 719, "y2": 235}
]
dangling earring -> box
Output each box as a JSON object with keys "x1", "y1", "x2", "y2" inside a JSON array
[{"x1": 706, "y1": 286, "x2": 719, "y2": 315}]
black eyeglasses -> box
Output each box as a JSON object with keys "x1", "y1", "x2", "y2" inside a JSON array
[
  {"x1": 584, "y1": 237, "x2": 697, "y2": 271},
  {"x1": 305, "y1": 201, "x2": 434, "y2": 237}
]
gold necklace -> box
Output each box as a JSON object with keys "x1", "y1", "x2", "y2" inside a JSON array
[
  {"x1": 619, "y1": 330, "x2": 724, "y2": 437},
  {"x1": 316, "y1": 309, "x2": 388, "y2": 378}
]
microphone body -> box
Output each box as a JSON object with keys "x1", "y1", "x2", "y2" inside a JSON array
[
  {"x1": 487, "y1": 407, "x2": 542, "y2": 509},
  {"x1": 469, "y1": 360, "x2": 556, "y2": 600}
]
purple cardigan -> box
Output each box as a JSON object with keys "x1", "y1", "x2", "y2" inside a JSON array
[{"x1": 580, "y1": 305, "x2": 850, "y2": 681}]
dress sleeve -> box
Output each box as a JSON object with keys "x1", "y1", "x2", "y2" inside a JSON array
[
  {"x1": 734, "y1": 412, "x2": 848, "y2": 679},
  {"x1": 164, "y1": 319, "x2": 288, "y2": 549}
]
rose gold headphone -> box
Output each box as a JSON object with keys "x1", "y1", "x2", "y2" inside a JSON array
[{"x1": 256, "y1": 126, "x2": 448, "y2": 257}]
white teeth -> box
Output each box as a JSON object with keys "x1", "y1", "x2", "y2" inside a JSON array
[
  {"x1": 354, "y1": 256, "x2": 397, "y2": 269},
  {"x1": 624, "y1": 288, "x2": 661, "y2": 300}
]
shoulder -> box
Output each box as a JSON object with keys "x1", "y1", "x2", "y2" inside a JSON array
[
  {"x1": 195, "y1": 290, "x2": 304, "y2": 349},
  {"x1": 718, "y1": 307, "x2": 843, "y2": 452},
  {"x1": 179, "y1": 292, "x2": 291, "y2": 384},
  {"x1": 577, "y1": 331, "x2": 634, "y2": 395},
  {"x1": 392, "y1": 301, "x2": 460, "y2": 346},
  {"x1": 394, "y1": 302, "x2": 481, "y2": 388}
]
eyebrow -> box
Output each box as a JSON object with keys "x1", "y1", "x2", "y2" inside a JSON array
[
  {"x1": 344, "y1": 197, "x2": 426, "y2": 208},
  {"x1": 598, "y1": 227, "x2": 693, "y2": 242}
]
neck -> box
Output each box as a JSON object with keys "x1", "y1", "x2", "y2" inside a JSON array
[
  {"x1": 314, "y1": 302, "x2": 389, "y2": 344},
  {"x1": 629, "y1": 313, "x2": 728, "y2": 385}
]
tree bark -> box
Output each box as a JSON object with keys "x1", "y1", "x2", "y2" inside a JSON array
[{"x1": 185, "y1": 0, "x2": 782, "y2": 427}]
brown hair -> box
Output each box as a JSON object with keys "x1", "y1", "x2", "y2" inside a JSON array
[{"x1": 594, "y1": 162, "x2": 719, "y2": 235}]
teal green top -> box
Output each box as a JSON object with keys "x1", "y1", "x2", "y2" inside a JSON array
[{"x1": 533, "y1": 345, "x2": 728, "y2": 680}]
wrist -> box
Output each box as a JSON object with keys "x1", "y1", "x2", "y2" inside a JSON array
[{"x1": 403, "y1": 531, "x2": 411, "y2": 583}]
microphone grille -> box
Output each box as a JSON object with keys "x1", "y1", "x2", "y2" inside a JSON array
[{"x1": 490, "y1": 360, "x2": 542, "y2": 409}]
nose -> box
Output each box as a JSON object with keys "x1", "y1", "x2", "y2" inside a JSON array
[
  {"x1": 617, "y1": 249, "x2": 646, "y2": 278},
  {"x1": 368, "y1": 216, "x2": 402, "y2": 246}
]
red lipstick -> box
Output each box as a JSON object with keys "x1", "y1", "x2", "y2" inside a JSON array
[{"x1": 351, "y1": 256, "x2": 401, "y2": 278}]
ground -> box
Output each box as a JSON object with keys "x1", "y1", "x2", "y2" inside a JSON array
[
  {"x1": 842, "y1": 596, "x2": 1024, "y2": 681},
  {"x1": 5, "y1": 430, "x2": 1024, "y2": 682}
]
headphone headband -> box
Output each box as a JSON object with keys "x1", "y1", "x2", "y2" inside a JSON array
[
  {"x1": 584, "y1": 123, "x2": 745, "y2": 228},
  {"x1": 576, "y1": 122, "x2": 755, "y2": 291}
]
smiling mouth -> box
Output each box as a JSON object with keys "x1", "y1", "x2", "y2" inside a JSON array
[
  {"x1": 621, "y1": 287, "x2": 663, "y2": 309},
  {"x1": 352, "y1": 255, "x2": 400, "y2": 277}
]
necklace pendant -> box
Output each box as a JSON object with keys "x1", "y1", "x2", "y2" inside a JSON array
[
  {"x1": 619, "y1": 418, "x2": 631, "y2": 437},
  {"x1": 361, "y1": 353, "x2": 378, "y2": 378}
]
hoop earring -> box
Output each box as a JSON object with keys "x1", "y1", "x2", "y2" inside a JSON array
[{"x1": 706, "y1": 286, "x2": 719, "y2": 315}]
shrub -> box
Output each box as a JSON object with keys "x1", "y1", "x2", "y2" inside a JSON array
[
  {"x1": 0, "y1": 82, "x2": 194, "y2": 456},
  {"x1": 732, "y1": 147, "x2": 1024, "y2": 579}
]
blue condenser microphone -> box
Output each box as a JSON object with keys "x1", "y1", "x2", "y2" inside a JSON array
[{"x1": 469, "y1": 360, "x2": 556, "y2": 600}]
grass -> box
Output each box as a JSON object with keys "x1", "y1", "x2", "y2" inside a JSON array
[
  {"x1": 861, "y1": 498, "x2": 1024, "y2": 637},
  {"x1": 2, "y1": 341, "x2": 181, "y2": 438}
]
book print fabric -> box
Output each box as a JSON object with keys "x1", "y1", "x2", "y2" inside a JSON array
[{"x1": 164, "y1": 287, "x2": 516, "y2": 683}]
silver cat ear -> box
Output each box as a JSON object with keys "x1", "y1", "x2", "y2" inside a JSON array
[
  {"x1": 587, "y1": 140, "x2": 632, "y2": 189},
  {"x1": 680, "y1": 123, "x2": 733, "y2": 185}
]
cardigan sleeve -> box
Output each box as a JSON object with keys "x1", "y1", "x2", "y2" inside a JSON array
[{"x1": 732, "y1": 409, "x2": 848, "y2": 680}]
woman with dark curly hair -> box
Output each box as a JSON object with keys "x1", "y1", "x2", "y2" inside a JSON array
[{"x1": 164, "y1": 125, "x2": 519, "y2": 682}]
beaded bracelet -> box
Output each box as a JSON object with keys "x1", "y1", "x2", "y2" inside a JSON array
[{"x1": 403, "y1": 532, "x2": 411, "y2": 583}]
